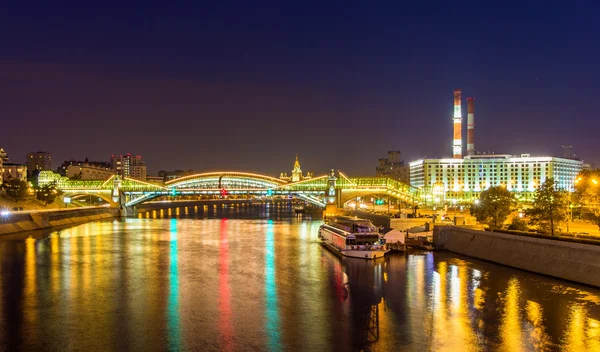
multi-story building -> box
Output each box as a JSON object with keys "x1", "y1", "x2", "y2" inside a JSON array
[
  {"x1": 280, "y1": 155, "x2": 313, "y2": 182},
  {"x1": 158, "y1": 169, "x2": 194, "y2": 182},
  {"x1": 66, "y1": 165, "x2": 115, "y2": 180},
  {"x1": 27, "y1": 151, "x2": 52, "y2": 172},
  {"x1": 376, "y1": 151, "x2": 410, "y2": 184},
  {"x1": 0, "y1": 148, "x2": 8, "y2": 164},
  {"x1": 2, "y1": 163, "x2": 28, "y2": 181},
  {"x1": 410, "y1": 154, "x2": 584, "y2": 204},
  {"x1": 57, "y1": 159, "x2": 111, "y2": 176},
  {"x1": 0, "y1": 148, "x2": 6, "y2": 184},
  {"x1": 111, "y1": 154, "x2": 147, "y2": 180},
  {"x1": 0, "y1": 149, "x2": 27, "y2": 182},
  {"x1": 409, "y1": 89, "x2": 585, "y2": 205}
]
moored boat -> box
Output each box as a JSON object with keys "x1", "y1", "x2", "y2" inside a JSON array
[{"x1": 318, "y1": 216, "x2": 389, "y2": 259}]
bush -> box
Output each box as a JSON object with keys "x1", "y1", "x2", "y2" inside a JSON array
[{"x1": 507, "y1": 217, "x2": 528, "y2": 231}]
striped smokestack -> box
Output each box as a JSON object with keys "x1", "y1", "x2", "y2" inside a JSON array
[
  {"x1": 452, "y1": 88, "x2": 462, "y2": 159},
  {"x1": 467, "y1": 97, "x2": 475, "y2": 155}
]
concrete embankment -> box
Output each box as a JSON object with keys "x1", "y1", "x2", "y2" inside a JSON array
[
  {"x1": 0, "y1": 207, "x2": 118, "y2": 235},
  {"x1": 434, "y1": 226, "x2": 600, "y2": 287}
]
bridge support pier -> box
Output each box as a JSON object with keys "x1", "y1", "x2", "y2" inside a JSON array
[{"x1": 120, "y1": 205, "x2": 137, "y2": 217}]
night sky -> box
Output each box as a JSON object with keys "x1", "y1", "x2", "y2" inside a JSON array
[{"x1": 1, "y1": 1, "x2": 599, "y2": 176}]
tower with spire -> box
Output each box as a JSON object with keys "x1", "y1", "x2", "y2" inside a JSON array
[
  {"x1": 291, "y1": 154, "x2": 302, "y2": 182},
  {"x1": 279, "y1": 154, "x2": 313, "y2": 182}
]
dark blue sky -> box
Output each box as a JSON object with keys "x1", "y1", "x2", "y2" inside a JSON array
[{"x1": 1, "y1": 1, "x2": 599, "y2": 176}]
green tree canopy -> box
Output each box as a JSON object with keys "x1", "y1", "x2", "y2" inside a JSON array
[
  {"x1": 525, "y1": 178, "x2": 568, "y2": 235},
  {"x1": 573, "y1": 169, "x2": 600, "y2": 229},
  {"x1": 35, "y1": 183, "x2": 61, "y2": 206},
  {"x1": 2, "y1": 179, "x2": 29, "y2": 203},
  {"x1": 470, "y1": 186, "x2": 515, "y2": 230}
]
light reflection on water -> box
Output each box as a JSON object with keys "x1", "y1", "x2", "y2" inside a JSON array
[{"x1": 0, "y1": 218, "x2": 598, "y2": 351}]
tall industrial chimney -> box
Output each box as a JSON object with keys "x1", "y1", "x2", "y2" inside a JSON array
[
  {"x1": 453, "y1": 89, "x2": 462, "y2": 159},
  {"x1": 467, "y1": 97, "x2": 475, "y2": 155}
]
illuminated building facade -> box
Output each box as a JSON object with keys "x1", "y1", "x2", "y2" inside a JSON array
[
  {"x1": 111, "y1": 154, "x2": 147, "y2": 180},
  {"x1": 66, "y1": 165, "x2": 115, "y2": 180},
  {"x1": 280, "y1": 155, "x2": 313, "y2": 182},
  {"x1": 27, "y1": 151, "x2": 52, "y2": 171},
  {"x1": 2, "y1": 163, "x2": 28, "y2": 182},
  {"x1": 0, "y1": 148, "x2": 6, "y2": 183},
  {"x1": 57, "y1": 159, "x2": 111, "y2": 176},
  {"x1": 410, "y1": 154, "x2": 584, "y2": 204},
  {"x1": 0, "y1": 149, "x2": 27, "y2": 182},
  {"x1": 410, "y1": 88, "x2": 584, "y2": 204}
]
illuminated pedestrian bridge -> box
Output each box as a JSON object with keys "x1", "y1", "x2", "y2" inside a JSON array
[{"x1": 39, "y1": 170, "x2": 418, "y2": 215}]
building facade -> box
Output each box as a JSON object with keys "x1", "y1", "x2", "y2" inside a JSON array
[
  {"x1": 66, "y1": 165, "x2": 115, "y2": 180},
  {"x1": 111, "y1": 154, "x2": 147, "y2": 180},
  {"x1": 2, "y1": 163, "x2": 28, "y2": 182},
  {"x1": 158, "y1": 169, "x2": 194, "y2": 182},
  {"x1": 376, "y1": 151, "x2": 410, "y2": 184},
  {"x1": 57, "y1": 159, "x2": 111, "y2": 176},
  {"x1": 27, "y1": 151, "x2": 52, "y2": 172},
  {"x1": 280, "y1": 155, "x2": 313, "y2": 182},
  {"x1": 410, "y1": 154, "x2": 584, "y2": 204}
]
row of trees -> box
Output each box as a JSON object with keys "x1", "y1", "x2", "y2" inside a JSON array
[
  {"x1": 573, "y1": 169, "x2": 600, "y2": 229},
  {"x1": 470, "y1": 178, "x2": 568, "y2": 235},
  {"x1": 1, "y1": 179, "x2": 61, "y2": 206}
]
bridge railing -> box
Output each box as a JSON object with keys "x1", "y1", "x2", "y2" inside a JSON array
[{"x1": 348, "y1": 177, "x2": 418, "y2": 195}]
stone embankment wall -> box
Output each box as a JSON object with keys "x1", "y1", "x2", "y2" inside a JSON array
[
  {"x1": 0, "y1": 207, "x2": 118, "y2": 235},
  {"x1": 434, "y1": 226, "x2": 600, "y2": 287}
]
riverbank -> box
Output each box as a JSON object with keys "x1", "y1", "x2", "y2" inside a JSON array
[
  {"x1": 433, "y1": 225, "x2": 600, "y2": 287},
  {"x1": 0, "y1": 206, "x2": 118, "y2": 235}
]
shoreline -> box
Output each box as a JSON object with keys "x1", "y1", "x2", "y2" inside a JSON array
[
  {"x1": 434, "y1": 225, "x2": 600, "y2": 288},
  {"x1": 0, "y1": 207, "x2": 119, "y2": 236}
]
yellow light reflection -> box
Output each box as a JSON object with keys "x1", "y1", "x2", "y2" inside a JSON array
[
  {"x1": 561, "y1": 303, "x2": 600, "y2": 350},
  {"x1": 499, "y1": 278, "x2": 524, "y2": 351},
  {"x1": 525, "y1": 300, "x2": 549, "y2": 350},
  {"x1": 24, "y1": 236, "x2": 38, "y2": 342}
]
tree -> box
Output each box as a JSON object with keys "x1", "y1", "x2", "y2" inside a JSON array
[
  {"x1": 507, "y1": 217, "x2": 529, "y2": 231},
  {"x1": 2, "y1": 179, "x2": 29, "y2": 203},
  {"x1": 35, "y1": 183, "x2": 61, "y2": 206},
  {"x1": 526, "y1": 178, "x2": 568, "y2": 236},
  {"x1": 573, "y1": 170, "x2": 600, "y2": 230},
  {"x1": 470, "y1": 186, "x2": 515, "y2": 230},
  {"x1": 28, "y1": 169, "x2": 41, "y2": 187}
]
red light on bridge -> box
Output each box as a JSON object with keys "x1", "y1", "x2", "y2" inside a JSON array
[{"x1": 220, "y1": 188, "x2": 228, "y2": 197}]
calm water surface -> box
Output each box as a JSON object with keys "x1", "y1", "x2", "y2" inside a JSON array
[{"x1": 0, "y1": 216, "x2": 599, "y2": 351}]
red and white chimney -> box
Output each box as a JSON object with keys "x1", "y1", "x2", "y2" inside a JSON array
[
  {"x1": 467, "y1": 97, "x2": 475, "y2": 155},
  {"x1": 452, "y1": 89, "x2": 462, "y2": 159}
]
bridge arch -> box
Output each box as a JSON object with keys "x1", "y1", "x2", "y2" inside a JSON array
[
  {"x1": 62, "y1": 191, "x2": 117, "y2": 206},
  {"x1": 166, "y1": 172, "x2": 287, "y2": 190}
]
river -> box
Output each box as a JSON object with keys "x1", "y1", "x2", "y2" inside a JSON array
[{"x1": 0, "y1": 215, "x2": 599, "y2": 351}]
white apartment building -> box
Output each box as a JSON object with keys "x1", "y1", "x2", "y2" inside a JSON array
[
  {"x1": 410, "y1": 154, "x2": 583, "y2": 204},
  {"x1": 67, "y1": 165, "x2": 116, "y2": 180}
]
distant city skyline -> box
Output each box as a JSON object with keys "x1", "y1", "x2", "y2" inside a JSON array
[{"x1": 1, "y1": 1, "x2": 598, "y2": 176}]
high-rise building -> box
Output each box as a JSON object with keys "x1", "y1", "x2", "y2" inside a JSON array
[
  {"x1": 376, "y1": 151, "x2": 410, "y2": 184},
  {"x1": 27, "y1": 151, "x2": 52, "y2": 172},
  {"x1": 280, "y1": 155, "x2": 313, "y2": 182},
  {"x1": 111, "y1": 154, "x2": 147, "y2": 180}
]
